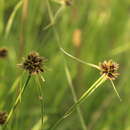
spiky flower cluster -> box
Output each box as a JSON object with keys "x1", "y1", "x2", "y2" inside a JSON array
[
  {"x1": 22, "y1": 52, "x2": 44, "y2": 74},
  {"x1": 99, "y1": 60, "x2": 119, "y2": 80},
  {"x1": 0, "y1": 48, "x2": 8, "y2": 58},
  {"x1": 0, "y1": 112, "x2": 7, "y2": 125}
]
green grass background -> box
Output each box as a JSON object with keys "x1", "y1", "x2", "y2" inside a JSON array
[{"x1": 0, "y1": 0, "x2": 130, "y2": 130}]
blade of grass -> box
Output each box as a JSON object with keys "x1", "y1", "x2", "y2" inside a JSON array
[
  {"x1": 60, "y1": 47, "x2": 100, "y2": 70},
  {"x1": 46, "y1": 1, "x2": 88, "y2": 129},
  {"x1": 44, "y1": 5, "x2": 65, "y2": 30},
  {"x1": 5, "y1": 1, "x2": 23, "y2": 38},
  {"x1": 5, "y1": 74, "x2": 31, "y2": 125},
  {"x1": 35, "y1": 75, "x2": 45, "y2": 129},
  {"x1": 110, "y1": 79, "x2": 122, "y2": 101},
  {"x1": 50, "y1": 75, "x2": 106, "y2": 130},
  {"x1": 65, "y1": 64, "x2": 87, "y2": 130}
]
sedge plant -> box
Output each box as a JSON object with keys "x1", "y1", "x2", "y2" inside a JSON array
[
  {"x1": 50, "y1": 54, "x2": 121, "y2": 129},
  {"x1": 5, "y1": 52, "x2": 46, "y2": 129},
  {"x1": 45, "y1": 0, "x2": 121, "y2": 129}
]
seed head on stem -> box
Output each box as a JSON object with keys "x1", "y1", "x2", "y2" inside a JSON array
[
  {"x1": 99, "y1": 60, "x2": 119, "y2": 80},
  {"x1": 20, "y1": 52, "x2": 45, "y2": 75}
]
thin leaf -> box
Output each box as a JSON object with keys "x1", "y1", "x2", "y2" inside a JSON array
[
  {"x1": 5, "y1": 1, "x2": 23, "y2": 38},
  {"x1": 110, "y1": 79, "x2": 122, "y2": 101},
  {"x1": 65, "y1": 65, "x2": 87, "y2": 130},
  {"x1": 60, "y1": 47, "x2": 100, "y2": 70},
  {"x1": 50, "y1": 75, "x2": 106, "y2": 130}
]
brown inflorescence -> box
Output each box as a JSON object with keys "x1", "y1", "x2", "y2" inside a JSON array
[
  {"x1": 21, "y1": 52, "x2": 44, "y2": 75},
  {"x1": 0, "y1": 48, "x2": 8, "y2": 58},
  {"x1": 0, "y1": 112, "x2": 7, "y2": 125},
  {"x1": 65, "y1": 0, "x2": 72, "y2": 6},
  {"x1": 99, "y1": 60, "x2": 119, "y2": 80}
]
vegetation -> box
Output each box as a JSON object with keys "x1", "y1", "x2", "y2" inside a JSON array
[{"x1": 0, "y1": 0, "x2": 130, "y2": 130}]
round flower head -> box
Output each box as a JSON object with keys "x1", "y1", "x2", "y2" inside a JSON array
[
  {"x1": 21, "y1": 52, "x2": 44, "y2": 75},
  {"x1": 99, "y1": 60, "x2": 119, "y2": 80},
  {"x1": 0, "y1": 112, "x2": 7, "y2": 125},
  {"x1": 0, "y1": 48, "x2": 8, "y2": 58}
]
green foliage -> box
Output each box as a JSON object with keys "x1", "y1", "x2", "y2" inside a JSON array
[{"x1": 0, "y1": 0, "x2": 130, "y2": 130}]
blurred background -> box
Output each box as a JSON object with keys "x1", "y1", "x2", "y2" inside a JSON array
[{"x1": 0, "y1": 0, "x2": 130, "y2": 130}]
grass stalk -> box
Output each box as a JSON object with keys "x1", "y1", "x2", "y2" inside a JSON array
[
  {"x1": 5, "y1": 1, "x2": 23, "y2": 38},
  {"x1": 65, "y1": 64, "x2": 87, "y2": 130},
  {"x1": 60, "y1": 47, "x2": 100, "y2": 70},
  {"x1": 46, "y1": 1, "x2": 88, "y2": 129},
  {"x1": 50, "y1": 75, "x2": 106, "y2": 130},
  {"x1": 35, "y1": 75, "x2": 44, "y2": 129},
  {"x1": 110, "y1": 79, "x2": 122, "y2": 101},
  {"x1": 5, "y1": 74, "x2": 31, "y2": 124},
  {"x1": 44, "y1": 5, "x2": 65, "y2": 30}
]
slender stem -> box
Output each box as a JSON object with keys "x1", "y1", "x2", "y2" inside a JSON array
[
  {"x1": 44, "y1": 5, "x2": 65, "y2": 30},
  {"x1": 5, "y1": 1, "x2": 23, "y2": 38},
  {"x1": 110, "y1": 79, "x2": 122, "y2": 101},
  {"x1": 50, "y1": 75, "x2": 106, "y2": 130},
  {"x1": 5, "y1": 75, "x2": 31, "y2": 124},
  {"x1": 60, "y1": 47, "x2": 100, "y2": 70},
  {"x1": 65, "y1": 64, "x2": 87, "y2": 130},
  {"x1": 35, "y1": 75, "x2": 44, "y2": 129}
]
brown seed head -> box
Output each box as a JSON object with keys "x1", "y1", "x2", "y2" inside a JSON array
[
  {"x1": 99, "y1": 60, "x2": 119, "y2": 80},
  {"x1": 65, "y1": 0, "x2": 72, "y2": 6},
  {"x1": 0, "y1": 48, "x2": 8, "y2": 58},
  {"x1": 0, "y1": 112, "x2": 7, "y2": 125},
  {"x1": 21, "y1": 52, "x2": 44, "y2": 75}
]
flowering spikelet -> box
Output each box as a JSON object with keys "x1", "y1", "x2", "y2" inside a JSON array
[
  {"x1": 99, "y1": 60, "x2": 119, "y2": 80},
  {"x1": 21, "y1": 52, "x2": 44, "y2": 74},
  {"x1": 0, "y1": 48, "x2": 8, "y2": 58},
  {"x1": 0, "y1": 112, "x2": 7, "y2": 125}
]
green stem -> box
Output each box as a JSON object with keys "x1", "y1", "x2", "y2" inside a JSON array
[
  {"x1": 65, "y1": 64, "x2": 87, "y2": 130},
  {"x1": 5, "y1": 74, "x2": 31, "y2": 124},
  {"x1": 60, "y1": 47, "x2": 100, "y2": 70},
  {"x1": 5, "y1": 1, "x2": 23, "y2": 38},
  {"x1": 35, "y1": 75, "x2": 44, "y2": 129},
  {"x1": 50, "y1": 75, "x2": 106, "y2": 130}
]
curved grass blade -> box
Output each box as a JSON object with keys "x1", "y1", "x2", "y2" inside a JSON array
[
  {"x1": 110, "y1": 79, "x2": 122, "y2": 101},
  {"x1": 50, "y1": 75, "x2": 106, "y2": 130},
  {"x1": 5, "y1": 1, "x2": 23, "y2": 38},
  {"x1": 60, "y1": 47, "x2": 100, "y2": 70}
]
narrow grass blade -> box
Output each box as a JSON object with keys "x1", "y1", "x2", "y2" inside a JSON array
[
  {"x1": 60, "y1": 47, "x2": 100, "y2": 70},
  {"x1": 44, "y1": 1, "x2": 64, "y2": 30},
  {"x1": 110, "y1": 80, "x2": 122, "y2": 101},
  {"x1": 111, "y1": 44, "x2": 130, "y2": 55},
  {"x1": 50, "y1": 75, "x2": 106, "y2": 130},
  {"x1": 8, "y1": 76, "x2": 21, "y2": 95},
  {"x1": 65, "y1": 65, "x2": 87, "y2": 130},
  {"x1": 64, "y1": 75, "x2": 106, "y2": 117},
  {"x1": 5, "y1": 1, "x2": 23, "y2": 38},
  {"x1": 5, "y1": 75, "x2": 31, "y2": 124},
  {"x1": 35, "y1": 75, "x2": 45, "y2": 129},
  {"x1": 43, "y1": 0, "x2": 54, "y2": 30}
]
